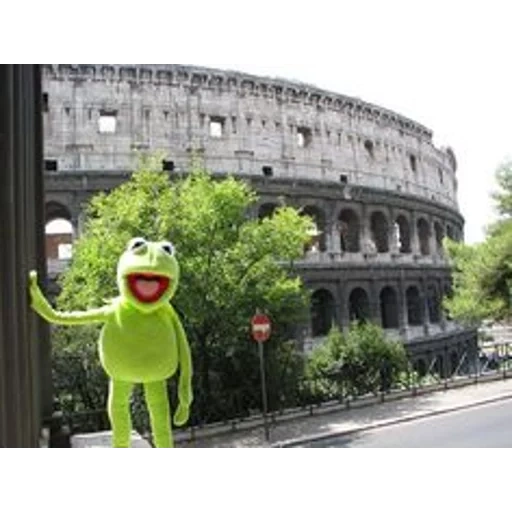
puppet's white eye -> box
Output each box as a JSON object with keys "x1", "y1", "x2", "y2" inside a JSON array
[
  {"x1": 128, "y1": 237, "x2": 147, "y2": 252},
  {"x1": 161, "y1": 241, "x2": 175, "y2": 256}
]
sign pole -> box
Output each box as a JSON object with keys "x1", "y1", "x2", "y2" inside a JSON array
[
  {"x1": 258, "y1": 340, "x2": 270, "y2": 442},
  {"x1": 251, "y1": 312, "x2": 272, "y2": 443}
]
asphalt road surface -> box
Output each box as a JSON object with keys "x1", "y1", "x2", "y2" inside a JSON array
[{"x1": 304, "y1": 398, "x2": 512, "y2": 448}]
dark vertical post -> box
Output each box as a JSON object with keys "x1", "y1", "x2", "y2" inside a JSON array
[
  {"x1": 0, "y1": 65, "x2": 51, "y2": 447},
  {"x1": 258, "y1": 341, "x2": 270, "y2": 442}
]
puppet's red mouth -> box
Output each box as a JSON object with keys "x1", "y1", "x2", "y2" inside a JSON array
[{"x1": 127, "y1": 273, "x2": 170, "y2": 303}]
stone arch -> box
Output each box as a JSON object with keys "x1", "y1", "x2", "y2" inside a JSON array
[
  {"x1": 310, "y1": 289, "x2": 336, "y2": 337},
  {"x1": 446, "y1": 224, "x2": 455, "y2": 241},
  {"x1": 427, "y1": 284, "x2": 441, "y2": 324},
  {"x1": 258, "y1": 202, "x2": 279, "y2": 220},
  {"x1": 394, "y1": 215, "x2": 411, "y2": 253},
  {"x1": 415, "y1": 358, "x2": 427, "y2": 377},
  {"x1": 434, "y1": 221, "x2": 444, "y2": 254},
  {"x1": 380, "y1": 286, "x2": 399, "y2": 329},
  {"x1": 45, "y1": 201, "x2": 74, "y2": 262},
  {"x1": 338, "y1": 209, "x2": 360, "y2": 253},
  {"x1": 45, "y1": 201, "x2": 73, "y2": 224},
  {"x1": 370, "y1": 211, "x2": 389, "y2": 253},
  {"x1": 417, "y1": 218, "x2": 431, "y2": 256},
  {"x1": 443, "y1": 282, "x2": 453, "y2": 299},
  {"x1": 433, "y1": 354, "x2": 445, "y2": 378},
  {"x1": 450, "y1": 351, "x2": 459, "y2": 375},
  {"x1": 406, "y1": 286, "x2": 423, "y2": 326},
  {"x1": 443, "y1": 282, "x2": 454, "y2": 321},
  {"x1": 301, "y1": 205, "x2": 327, "y2": 253},
  {"x1": 348, "y1": 287, "x2": 370, "y2": 323}
]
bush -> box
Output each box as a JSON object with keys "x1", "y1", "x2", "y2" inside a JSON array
[{"x1": 304, "y1": 323, "x2": 408, "y2": 401}]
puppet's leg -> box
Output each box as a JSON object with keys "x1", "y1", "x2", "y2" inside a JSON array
[
  {"x1": 108, "y1": 380, "x2": 133, "y2": 448},
  {"x1": 144, "y1": 380, "x2": 173, "y2": 448}
]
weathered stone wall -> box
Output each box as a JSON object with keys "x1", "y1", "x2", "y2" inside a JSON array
[
  {"x1": 41, "y1": 64, "x2": 459, "y2": 210},
  {"x1": 41, "y1": 64, "x2": 469, "y2": 363}
]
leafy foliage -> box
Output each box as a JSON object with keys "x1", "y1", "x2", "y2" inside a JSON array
[
  {"x1": 303, "y1": 323, "x2": 408, "y2": 401},
  {"x1": 444, "y1": 161, "x2": 512, "y2": 325},
  {"x1": 52, "y1": 156, "x2": 314, "y2": 430}
]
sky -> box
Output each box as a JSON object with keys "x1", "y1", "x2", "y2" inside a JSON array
[{"x1": 192, "y1": 64, "x2": 512, "y2": 244}]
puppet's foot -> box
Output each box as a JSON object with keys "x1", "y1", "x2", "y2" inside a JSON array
[
  {"x1": 144, "y1": 380, "x2": 173, "y2": 448},
  {"x1": 108, "y1": 380, "x2": 133, "y2": 448}
]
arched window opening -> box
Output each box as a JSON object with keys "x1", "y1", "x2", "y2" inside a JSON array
[
  {"x1": 395, "y1": 215, "x2": 411, "y2": 253},
  {"x1": 380, "y1": 286, "x2": 399, "y2": 329},
  {"x1": 427, "y1": 284, "x2": 441, "y2": 324},
  {"x1": 417, "y1": 218, "x2": 431, "y2": 256},
  {"x1": 338, "y1": 209, "x2": 360, "y2": 253},
  {"x1": 415, "y1": 359, "x2": 427, "y2": 378},
  {"x1": 443, "y1": 283, "x2": 454, "y2": 321},
  {"x1": 311, "y1": 289, "x2": 336, "y2": 337},
  {"x1": 45, "y1": 218, "x2": 74, "y2": 260},
  {"x1": 433, "y1": 355, "x2": 445, "y2": 378},
  {"x1": 349, "y1": 288, "x2": 370, "y2": 323},
  {"x1": 302, "y1": 206, "x2": 327, "y2": 253},
  {"x1": 434, "y1": 222, "x2": 444, "y2": 254},
  {"x1": 45, "y1": 202, "x2": 74, "y2": 262},
  {"x1": 406, "y1": 286, "x2": 423, "y2": 326},
  {"x1": 258, "y1": 203, "x2": 279, "y2": 220},
  {"x1": 370, "y1": 211, "x2": 389, "y2": 253},
  {"x1": 450, "y1": 352, "x2": 459, "y2": 376}
]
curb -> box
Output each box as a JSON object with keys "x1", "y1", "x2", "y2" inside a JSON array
[{"x1": 272, "y1": 392, "x2": 512, "y2": 447}]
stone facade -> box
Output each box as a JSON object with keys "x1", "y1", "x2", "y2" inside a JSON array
[{"x1": 41, "y1": 64, "x2": 475, "y2": 367}]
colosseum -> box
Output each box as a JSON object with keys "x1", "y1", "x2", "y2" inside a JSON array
[{"x1": 41, "y1": 63, "x2": 477, "y2": 377}]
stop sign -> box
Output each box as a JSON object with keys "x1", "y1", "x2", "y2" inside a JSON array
[{"x1": 251, "y1": 314, "x2": 271, "y2": 343}]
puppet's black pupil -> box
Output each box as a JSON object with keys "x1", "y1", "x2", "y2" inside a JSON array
[{"x1": 162, "y1": 245, "x2": 173, "y2": 255}]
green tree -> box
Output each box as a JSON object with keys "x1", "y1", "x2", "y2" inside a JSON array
[
  {"x1": 444, "y1": 161, "x2": 512, "y2": 325},
  {"x1": 53, "y1": 156, "x2": 314, "y2": 429}
]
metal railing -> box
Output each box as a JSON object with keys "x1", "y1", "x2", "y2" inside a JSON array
[{"x1": 59, "y1": 339, "x2": 512, "y2": 442}]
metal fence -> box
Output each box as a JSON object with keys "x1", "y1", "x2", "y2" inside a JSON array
[{"x1": 59, "y1": 339, "x2": 512, "y2": 442}]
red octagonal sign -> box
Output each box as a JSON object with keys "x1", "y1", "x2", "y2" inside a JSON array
[{"x1": 251, "y1": 314, "x2": 272, "y2": 343}]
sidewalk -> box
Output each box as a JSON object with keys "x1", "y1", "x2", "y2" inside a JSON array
[
  {"x1": 176, "y1": 376, "x2": 512, "y2": 448},
  {"x1": 71, "y1": 376, "x2": 512, "y2": 448}
]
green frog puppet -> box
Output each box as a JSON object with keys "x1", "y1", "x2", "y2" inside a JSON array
[{"x1": 29, "y1": 237, "x2": 193, "y2": 448}]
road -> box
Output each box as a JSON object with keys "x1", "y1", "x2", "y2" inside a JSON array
[{"x1": 304, "y1": 398, "x2": 512, "y2": 448}]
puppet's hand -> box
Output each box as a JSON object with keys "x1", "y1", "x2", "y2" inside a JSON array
[
  {"x1": 173, "y1": 403, "x2": 190, "y2": 426},
  {"x1": 29, "y1": 270, "x2": 54, "y2": 318}
]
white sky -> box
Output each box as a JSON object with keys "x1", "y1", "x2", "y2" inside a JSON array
[
  {"x1": 190, "y1": 64, "x2": 512, "y2": 243},
  {"x1": 45, "y1": 219, "x2": 73, "y2": 234}
]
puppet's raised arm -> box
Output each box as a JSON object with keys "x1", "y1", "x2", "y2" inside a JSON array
[
  {"x1": 168, "y1": 304, "x2": 193, "y2": 426},
  {"x1": 29, "y1": 271, "x2": 112, "y2": 326}
]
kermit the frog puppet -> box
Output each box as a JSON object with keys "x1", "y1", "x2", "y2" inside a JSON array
[{"x1": 29, "y1": 237, "x2": 193, "y2": 448}]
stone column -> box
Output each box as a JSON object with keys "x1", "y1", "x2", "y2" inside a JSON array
[
  {"x1": 338, "y1": 281, "x2": 350, "y2": 333},
  {"x1": 420, "y1": 279, "x2": 430, "y2": 336},
  {"x1": 398, "y1": 278, "x2": 408, "y2": 337},
  {"x1": 369, "y1": 280, "x2": 382, "y2": 327},
  {"x1": 330, "y1": 222, "x2": 342, "y2": 256},
  {"x1": 438, "y1": 278, "x2": 447, "y2": 331},
  {"x1": 388, "y1": 207, "x2": 399, "y2": 254},
  {"x1": 410, "y1": 211, "x2": 420, "y2": 255},
  {"x1": 323, "y1": 222, "x2": 333, "y2": 254},
  {"x1": 361, "y1": 204, "x2": 374, "y2": 255},
  {"x1": 70, "y1": 204, "x2": 82, "y2": 241},
  {"x1": 0, "y1": 65, "x2": 52, "y2": 447},
  {"x1": 428, "y1": 216, "x2": 437, "y2": 257}
]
